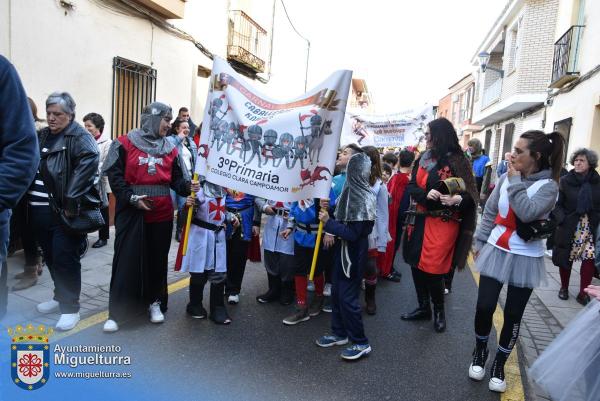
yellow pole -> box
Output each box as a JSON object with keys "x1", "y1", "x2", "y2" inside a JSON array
[
  {"x1": 308, "y1": 221, "x2": 324, "y2": 281},
  {"x1": 182, "y1": 173, "x2": 199, "y2": 256}
]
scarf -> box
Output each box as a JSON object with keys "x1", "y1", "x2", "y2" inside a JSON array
[
  {"x1": 127, "y1": 102, "x2": 175, "y2": 157},
  {"x1": 334, "y1": 152, "x2": 376, "y2": 222},
  {"x1": 575, "y1": 171, "x2": 593, "y2": 214},
  {"x1": 102, "y1": 102, "x2": 175, "y2": 174}
]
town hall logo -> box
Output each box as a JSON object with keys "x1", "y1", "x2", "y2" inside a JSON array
[{"x1": 8, "y1": 324, "x2": 53, "y2": 390}]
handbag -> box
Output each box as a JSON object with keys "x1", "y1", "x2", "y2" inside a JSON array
[
  {"x1": 59, "y1": 208, "x2": 105, "y2": 235},
  {"x1": 516, "y1": 218, "x2": 556, "y2": 242},
  {"x1": 47, "y1": 135, "x2": 105, "y2": 235}
]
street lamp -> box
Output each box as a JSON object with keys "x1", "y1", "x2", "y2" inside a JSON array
[{"x1": 478, "y1": 51, "x2": 504, "y2": 78}]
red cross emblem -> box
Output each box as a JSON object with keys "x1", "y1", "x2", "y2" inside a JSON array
[
  {"x1": 18, "y1": 353, "x2": 42, "y2": 378},
  {"x1": 208, "y1": 198, "x2": 225, "y2": 221},
  {"x1": 437, "y1": 166, "x2": 452, "y2": 181}
]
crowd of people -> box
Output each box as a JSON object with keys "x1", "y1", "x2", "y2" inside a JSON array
[{"x1": 1, "y1": 53, "x2": 600, "y2": 397}]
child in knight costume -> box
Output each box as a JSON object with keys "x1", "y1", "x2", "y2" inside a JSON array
[
  {"x1": 315, "y1": 151, "x2": 375, "y2": 361},
  {"x1": 179, "y1": 178, "x2": 239, "y2": 324},
  {"x1": 281, "y1": 190, "x2": 337, "y2": 325},
  {"x1": 225, "y1": 190, "x2": 255, "y2": 304},
  {"x1": 254, "y1": 198, "x2": 295, "y2": 305}
]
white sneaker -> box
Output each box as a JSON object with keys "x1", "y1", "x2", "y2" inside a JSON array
[
  {"x1": 468, "y1": 363, "x2": 486, "y2": 381},
  {"x1": 103, "y1": 319, "x2": 119, "y2": 333},
  {"x1": 37, "y1": 300, "x2": 59, "y2": 314},
  {"x1": 55, "y1": 313, "x2": 80, "y2": 331},
  {"x1": 228, "y1": 294, "x2": 239, "y2": 305},
  {"x1": 489, "y1": 377, "x2": 507, "y2": 393},
  {"x1": 323, "y1": 283, "x2": 332, "y2": 297},
  {"x1": 149, "y1": 302, "x2": 164, "y2": 323},
  {"x1": 444, "y1": 288, "x2": 450, "y2": 295}
]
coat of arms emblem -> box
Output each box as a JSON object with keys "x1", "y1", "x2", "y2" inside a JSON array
[{"x1": 8, "y1": 324, "x2": 53, "y2": 390}]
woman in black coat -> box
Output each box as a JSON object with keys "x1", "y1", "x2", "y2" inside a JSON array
[{"x1": 552, "y1": 148, "x2": 600, "y2": 305}]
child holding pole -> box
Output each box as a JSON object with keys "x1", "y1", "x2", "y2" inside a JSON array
[{"x1": 315, "y1": 151, "x2": 376, "y2": 361}]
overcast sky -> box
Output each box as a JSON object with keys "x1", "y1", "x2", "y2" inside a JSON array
[{"x1": 271, "y1": 0, "x2": 508, "y2": 113}]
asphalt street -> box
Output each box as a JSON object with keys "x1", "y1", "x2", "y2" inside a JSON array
[{"x1": 3, "y1": 255, "x2": 507, "y2": 401}]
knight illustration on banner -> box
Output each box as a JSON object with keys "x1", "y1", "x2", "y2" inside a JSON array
[{"x1": 195, "y1": 57, "x2": 352, "y2": 202}]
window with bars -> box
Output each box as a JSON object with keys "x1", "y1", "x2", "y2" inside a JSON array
[{"x1": 111, "y1": 57, "x2": 157, "y2": 138}]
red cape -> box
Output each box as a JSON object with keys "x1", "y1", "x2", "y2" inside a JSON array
[{"x1": 380, "y1": 172, "x2": 409, "y2": 276}]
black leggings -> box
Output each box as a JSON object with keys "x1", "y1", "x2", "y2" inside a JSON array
[{"x1": 475, "y1": 275, "x2": 533, "y2": 351}]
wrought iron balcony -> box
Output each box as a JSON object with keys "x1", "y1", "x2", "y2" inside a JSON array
[
  {"x1": 227, "y1": 10, "x2": 267, "y2": 75},
  {"x1": 549, "y1": 25, "x2": 584, "y2": 88}
]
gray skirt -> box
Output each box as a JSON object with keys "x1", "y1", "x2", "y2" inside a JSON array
[{"x1": 476, "y1": 243, "x2": 547, "y2": 289}]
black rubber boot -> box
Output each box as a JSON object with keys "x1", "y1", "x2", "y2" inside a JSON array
[
  {"x1": 433, "y1": 303, "x2": 446, "y2": 332},
  {"x1": 256, "y1": 273, "x2": 281, "y2": 304},
  {"x1": 365, "y1": 283, "x2": 377, "y2": 315},
  {"x1": 209, "y1": 282, "x2": 231, "y2": 325},
  {"x1": 401, "y1": 297, "x2": 432, "y2": 320},
  {"x1": 402, "y1": 266, "x2": 432, "y2": 320},
  {"x1": 186, "y1": 273, "x2": 208, "y2": 319},
  {"x1": 279, "y1": 280, "x2": 294, "y2": 306}
]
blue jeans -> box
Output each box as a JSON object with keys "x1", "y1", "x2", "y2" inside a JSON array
[
  {"x1": 170, "y1": 189, "x2": 187, "y2": 213},
  {"x1": 330, "y1": 248, "x2": 368, "y2": 345},
  {"x1": 0, "y1": 209, "x2": 12, "y2": 319}
]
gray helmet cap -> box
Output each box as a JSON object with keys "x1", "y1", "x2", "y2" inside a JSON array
[{"x1": 140, "y1": 102, "x2": 172, "y2": 137}]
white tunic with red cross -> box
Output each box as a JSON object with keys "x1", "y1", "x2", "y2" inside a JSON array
[
  {"x1": 262, "y1": 200, "x2": 294, "y2": 255},
  {"x1": 180, "y1": 188, "x2": 227, "y2": 273},
  {"x1": 487, "y1": 178, "x2": 552, "y2": 257}
]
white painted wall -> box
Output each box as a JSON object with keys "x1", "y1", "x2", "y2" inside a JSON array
[
  {"x1": 3, "y1": 0, "x2": 305, "y2": 137},
  {"x1": 544, "y1": 0, "x2": 600, "y2": 156}
]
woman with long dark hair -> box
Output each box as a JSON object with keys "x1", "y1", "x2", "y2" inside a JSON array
[
  {"x1": 469, "y1": 130, "x2": 565, "y2": 393},
  {"x1": 401, "y1": 118, "x2": 478, "y2": 332}
]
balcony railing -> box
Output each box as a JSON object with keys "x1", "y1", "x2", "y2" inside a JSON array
[
  {"x1": 549, "y1": 25, "x2": 584, "y2": 88},
  {"x1": 481, "y1": 78, "x2": 502, "y2": 109},
  {"x1": 227, "y1": 10, "x2": 267, "y2": 74}
]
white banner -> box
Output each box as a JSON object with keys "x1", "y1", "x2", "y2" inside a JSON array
[
  {"x1": 196, "y1": 57, "x2": 352, "y2": 202},
  {"x1": 340, "y1": 105, "x2": 434, "y2": 147}
]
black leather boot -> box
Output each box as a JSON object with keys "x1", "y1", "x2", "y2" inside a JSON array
[
  {"x1": 209, "y1": 282, "x2": 231, "y2": 325},
  {"x1": 433, "y1": 303, "x2": 446, "y2": 332},
  {"x1": 401, "y1": 297, "x2": 432, "y2": 320},
  {"x1": 256, "y1": 273, "x2": 281, "y2": 303},
  {"x1": 364, "y1": 283, "x2": 377, "y2": 315},
  {"x1": 186, "y1": 273, "x2": 208, "y2": 319}
]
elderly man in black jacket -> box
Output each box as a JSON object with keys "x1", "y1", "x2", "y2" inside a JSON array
[{"x1": 0, "y1": 56, "x2": 39, "y2": 320}]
